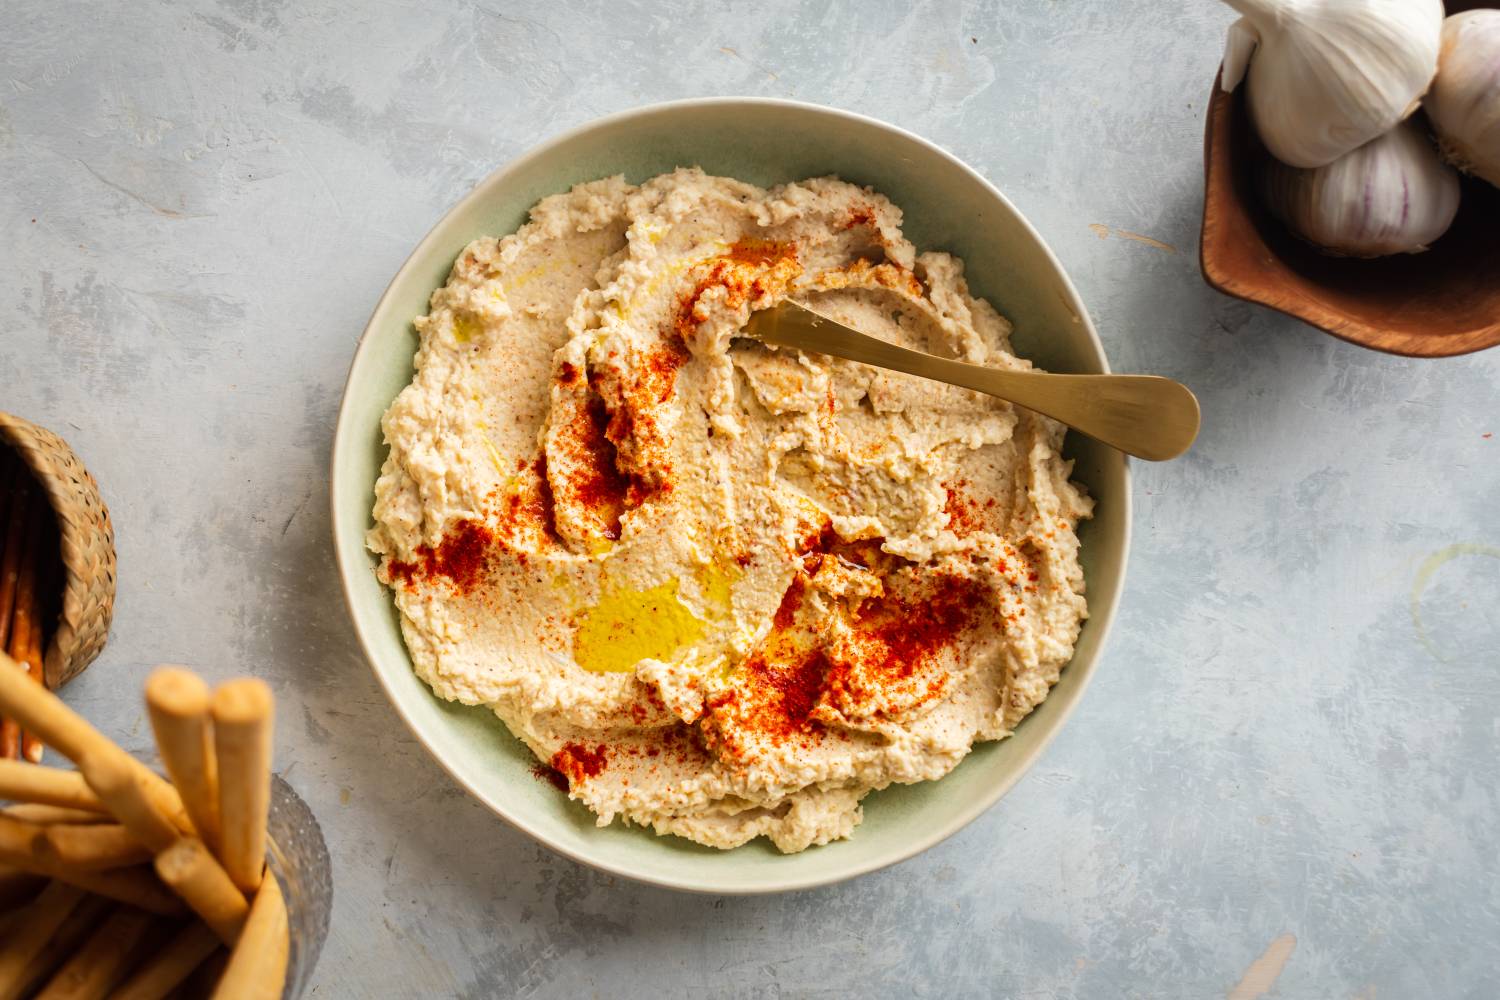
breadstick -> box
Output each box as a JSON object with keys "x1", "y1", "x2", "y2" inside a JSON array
[
  {"x1": 17, "y1": 498, "x2": 50, "y2": 764},
  {"x1": 0, "y1": 684, "x2": 15, "y2": 761},
  {"x1": 0, "y1": 880, "x2": 86, "y2": 998},
  {"x1": 24, "y1": 506, "x2": 59, "y2": 765},
  {"x1": 6, "y1": 893, "x2": 110, "y2": 1000},
  {"x1": 0, "y1": 458, "x2": 26, "y2": 656},
  {"x1": 0, "y1": 460, "x2": 11, "y2": 761},
  {"x1": 0, "y1": 657, "x2": 195, "y2": 834},
  {"x1": 0, "y1": 852, "x2": 182, "y2": 915},
  {"x1": 146, "y1": 667, "x2": 220, "y2": 853},
  {"x1": 37, "y1": 822, "x2": 151, "y2": 871},
  {"x1": 34, "y1": 904, "x2": 155, "y2": 1000},
  {"x1": 78, "y1": 749, "x2": 180, "y2": 854},
  {"x1": 2, "y1": 489, "x2": 40, "y2": 763},
  {"x1": 153, "y1": 838, "x2": 249, "y2": 945},
  {"x1": 2, "y1": 813, "x2": 160, "y2": 888},
  {"x1": 1, "y1": 805, "x2": 110, "y2": 826},
  {"x1": 0, "y1": 838, "x2": 184, "y2": 916},
  {"x1": 0, "y1": 813, "x2": 44, "y2": 859},
  {"x1": 0, "y1": 815, "x2": 172, "y2": 905},
  {"x1": 0, "y1": 760, "x2": 107, "y2": 812},
  {"x1": 210, "y1": 680, "x2": 273, "y2": 893},
  {"x1": 0, "y1": 652, "x2": 115, "y2": 763},
  {"x1": 112, "y1": 921, "x2": 221, "y2": 1000},
  {"x1": 53, "y1": 867, "x2": 183, "y2": 917},
  {"x1": 21, "y1": 614, "x2": 47, "y2": 764},
  {"x1": 210, "y1": 872, "x2": 287, "y2": 1000},
  {"x1": 6, "y1": 500, "x2": 38, "y2": 665},
  {"x1": 0, "y1": 451, "x2": 12, "y2": 642}
]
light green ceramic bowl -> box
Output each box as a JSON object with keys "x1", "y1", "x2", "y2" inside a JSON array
[{"x1": 331, "y1": 98, "x2": 1130, "y2": 894}]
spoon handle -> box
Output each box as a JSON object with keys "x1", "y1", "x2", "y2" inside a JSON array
[{"x1": 749, "y1": 305, "x2": 1200, "y2": 461}]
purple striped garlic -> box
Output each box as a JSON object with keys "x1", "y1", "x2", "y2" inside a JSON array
[{"x1": 1257, "y1": 117, "x2": 1460, "y2": 258}]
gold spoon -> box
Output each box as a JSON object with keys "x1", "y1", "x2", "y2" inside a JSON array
[{"x1": 745, "y1": 301, "x2": 1200, "y2": 462}]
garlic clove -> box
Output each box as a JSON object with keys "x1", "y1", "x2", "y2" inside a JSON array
[
  {"x1": 1425, "y1": 9, "x2": 1500, "y2": 189},
  {"x1": 1219, "y1": 0, "x2": 1444, "y2": 168},
  {"x1": 1258, "y1": 117, "x2": 1461, "y2": 258},
  {"x1": 1221, "y1": 18, "x2": 1258, "y2": 92}
]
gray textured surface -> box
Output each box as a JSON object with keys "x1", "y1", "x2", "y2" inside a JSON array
[{"x1": 3, "y1": 1, "x2": 1498, "y2": 996}]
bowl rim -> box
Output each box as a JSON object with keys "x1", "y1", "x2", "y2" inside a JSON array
[
  {"x1": 1199, "y1": 66, "x2": 1500, "y2": 359},
  {"x1": 330, "y1": 96, "x2": 1132, "y2": 893}
]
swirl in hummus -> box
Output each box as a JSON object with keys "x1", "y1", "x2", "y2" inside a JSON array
[{"x1": 368, "y1": 169, "x2": 1092, "y2": 852}]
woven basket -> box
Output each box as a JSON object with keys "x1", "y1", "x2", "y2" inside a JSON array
[{"x1": 0, "y1": 412, "x2": 116, "y2": 689}]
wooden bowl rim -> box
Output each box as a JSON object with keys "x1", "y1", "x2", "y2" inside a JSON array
[{"x1": 1200, "y1": 67, "x2": 1500, "y2": 359}]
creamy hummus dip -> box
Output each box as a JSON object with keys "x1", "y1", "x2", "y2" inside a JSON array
[{"x1": 369, "y1": 169, "x2": 1092, "y2": 852}]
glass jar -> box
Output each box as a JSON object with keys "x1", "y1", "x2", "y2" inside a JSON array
[{"x1": 266, "y1": 774, "x2": 332, "y2": 998}]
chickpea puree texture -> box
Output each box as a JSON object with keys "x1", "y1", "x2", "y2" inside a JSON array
[{"x1": 368, "y1": 169, "x2": 1092, "y2": 852}]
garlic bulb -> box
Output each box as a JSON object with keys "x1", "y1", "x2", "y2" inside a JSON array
[
  {"x1": 1425, "y1": 10, "x2": 1500, "y2": 188},
  {"x1": 1258, "y1": 117, "x2": 1460, "y2": 257},
  {"x1": 1220, "y1": 0, "x2": 1444, "y2": 167}
]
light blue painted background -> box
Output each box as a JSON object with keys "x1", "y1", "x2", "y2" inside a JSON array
[{"x1": 2, "y1": 1, "x2": 1497, "y2": 996}]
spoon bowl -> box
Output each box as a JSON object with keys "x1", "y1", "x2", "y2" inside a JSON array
[{"x1": 747, "y1": 302, "x2": 1200, "y2": 461}]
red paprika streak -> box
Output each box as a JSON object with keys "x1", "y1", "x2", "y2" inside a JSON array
[
  {"x1": 674, "y1": 240, "x2": 800, "y2": 342},
  {"x1": 736, "y1": 648, "x2": 831, "y2": 737},
  {"x1": 551, "y1": 742, "x2": 609, "y2": 784},
  {"x1": 386, "y1": 520, "x2": 494, "y2": 593},
  {"x1": 837, "y1": 579, "x2": 978, "y2": 683},
  {"x1": 568, "y1": 396, "x2": 631, "y2": 539},
  {"x1": 706, "y1": 530, "x2": 977, "y2": 755}
]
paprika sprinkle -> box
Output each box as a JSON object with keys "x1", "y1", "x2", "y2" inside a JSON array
[
  {"x1": 386, "y1": 519, "x2": 495, "y2": 594},
  {"x1": 551, "y1": 742, "x2": 609, "y2": 785}
]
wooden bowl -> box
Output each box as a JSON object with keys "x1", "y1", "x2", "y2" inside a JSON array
[
  {"x1": 0, "y1": 412, "x2": 116, "y2": 689},
  {"x1": 1200, "y1": 0, "x2": 1500, "y2": 358}
]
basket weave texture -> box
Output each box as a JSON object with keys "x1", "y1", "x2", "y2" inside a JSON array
[{"x1": 0, "y1": 412, "x2": 116, "y2": 688}]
